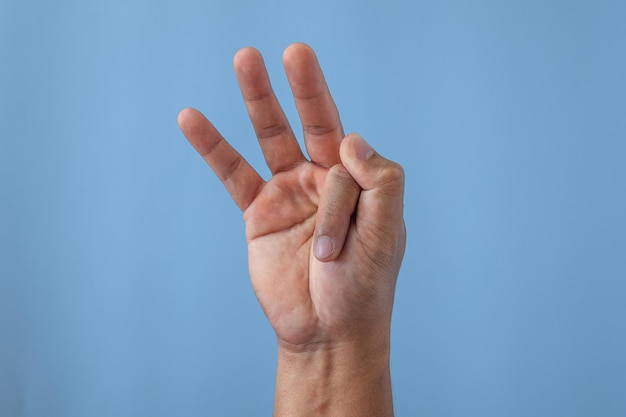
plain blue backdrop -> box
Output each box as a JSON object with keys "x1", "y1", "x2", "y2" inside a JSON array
[{"x1": 1, "y1": 0, "x2": 625, "y2": 416}]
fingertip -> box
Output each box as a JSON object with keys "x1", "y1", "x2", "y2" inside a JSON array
[
  {"x1": 340, "y1": 133, "x2": 405, "y2": 193},
  {"x1": 284, "y1": 42, "x2": 313, "y2": 54},
  {"x1": 341, "y1": 132, "x2": 375, "y2": 164},
  {"x1": 177, "y1": 106, "x2": 194, "y2": 120},
  {"x1": 177, "y1": 107, "x2": 206, "y2": 131},
  {"x1": 350, "y1": 132, "x2": 375, "y2": 161},
  {"x1": 177, "y1": 108, "x2": 222, "y2": 156},
  {"x1": 282, "y1": 42, "x2": 317, "y2": 70},
  {"x1": 177, "y1": 107, "x2": 196, "y2": 130},
  {"x1": 234, "y1": 46, "x2": 261, "y2": 59},
  {"x1": 314, "y1": 235, "x2": 335, "y2": 262},
  {"x1": 233, "y1": 46, "x2": 262, "y2": 71}
]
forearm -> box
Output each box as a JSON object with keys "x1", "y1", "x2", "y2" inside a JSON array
[{"x1": 273, "y1": 334, "x2": 394, "y2": 417}]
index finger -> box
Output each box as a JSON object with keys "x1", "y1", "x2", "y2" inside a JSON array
[{"x1": 178, "y1": 108, "x2": 264, "y2": 211}]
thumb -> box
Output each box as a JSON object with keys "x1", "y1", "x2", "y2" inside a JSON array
[
  {"x1": 339, "y1": 133, "x2": 406, "y2": 263},
  {"x1": 340, "y1": 132, "x2": 405, "y2": 204}
]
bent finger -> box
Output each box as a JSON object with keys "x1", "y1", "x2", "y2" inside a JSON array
[
  {"x1": 178, "y1": 107, "x2": 264, "y2": 211},
  {"x1": 313, "y1": 164, "x2": 361, "y2": 262},
  {"x1": 340, "y1": 133, "x2": 404, "y2": 208},
  {"x1": 339, "y1": 133, "x2": 406, "y2": 269}
]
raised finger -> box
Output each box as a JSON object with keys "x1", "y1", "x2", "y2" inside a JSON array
[
  {"x1": 283, "y1": 43, "x2": 344, "y2": 168},
  {"x1": 178, "y1": 107, "x2": 264, "y2": 211},
  {"x1": 234, "y1": 47, "x2": 306, "y2": 174}
]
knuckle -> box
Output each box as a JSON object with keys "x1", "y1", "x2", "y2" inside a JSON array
[
  {"x1": 377, "y1": 161, "x2": 405, "y2": 185},
  {"x1": 220, "y1": 155, "x2": 242, "y2": 181},
  {"x1": 302, "y1": 123, "x2": 340, "y2": 138},
  {"x1": 328, "y1": 163, "x2": 354, "y2": 185},
  {"x1": 256, "y1": 123, "x2": 288, "y2": 140}
]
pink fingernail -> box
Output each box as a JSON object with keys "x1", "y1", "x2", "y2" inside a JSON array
[
  {"x1": 314, "y1": 235, "x2": 334, "y2": 259},
  {"x1": 352, "y1": 134, "x2": 374, "y2": 160}
]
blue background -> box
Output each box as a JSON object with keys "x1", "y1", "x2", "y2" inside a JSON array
[{"x1": 1, "y1": 0, "x2": 625, "y2": 416}]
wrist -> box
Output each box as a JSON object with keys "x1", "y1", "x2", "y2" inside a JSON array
[{"x1": 273, "y1": 332, "x2": 393, "y2": 417}]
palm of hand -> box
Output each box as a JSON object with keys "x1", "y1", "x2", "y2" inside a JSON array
[{"x1": 245, "y1": 163, "x2": 360, "y2": 347}]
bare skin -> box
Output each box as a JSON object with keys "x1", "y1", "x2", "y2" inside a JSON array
[{"x1": 178, "y1": 43, "x2": 405, "y2": 417}]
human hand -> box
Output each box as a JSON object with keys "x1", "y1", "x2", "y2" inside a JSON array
[{"x1": 178, "y1": 43, "x2": 405, "y2": 416}]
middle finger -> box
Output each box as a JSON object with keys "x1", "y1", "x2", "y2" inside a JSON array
[{"x1": 234, "y1": 47, "x2": 307, "y2": 175}]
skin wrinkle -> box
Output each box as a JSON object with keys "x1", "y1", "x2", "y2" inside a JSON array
[
  {"x1": 302, "y1": 123, "x2": 342, "y2": 138},
  {"x1": 292, "y1": 87, "x2": 326, "y2": 101},
  {"x1": 241, "y1": 180, "x2": 265, "y2": 213},
  {"x1": 219, "y1": 152, "x2": 242, "y2": 182},
  {"x1": 195, "y1": 130, "x2": 223, "y2": 158},
  {"x1": 243, "y1": 89, "x2": 275, "y2": 103},
  {"x1": 255, "y1": 122, "x2": 290, "y2": 140},
  {"x1": 354, "y1": 229, "x2": 398, "y2": 275},
  {"x1": 271, "y1": 159, "x2": 308, "y2": 176},
  {"x1": 247, "y1": 204, "x2": 315, "y2": 242},
  {"x1": 315, "y1": 166, "x2": 360, "y2": 262}
]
